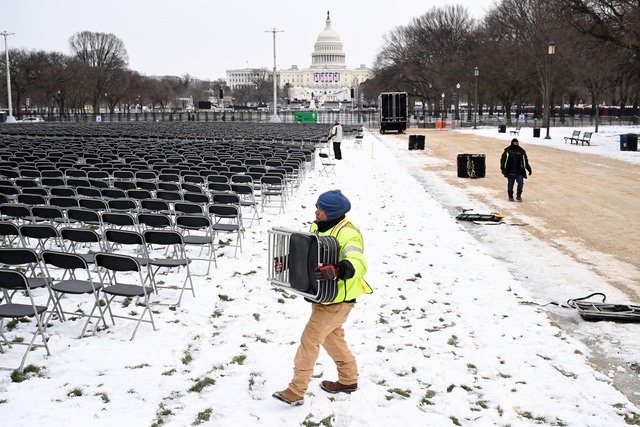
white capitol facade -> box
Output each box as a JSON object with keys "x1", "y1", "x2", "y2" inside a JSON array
[{"x1": 226, "y1": 11, "x2": 372, "y2": 104}]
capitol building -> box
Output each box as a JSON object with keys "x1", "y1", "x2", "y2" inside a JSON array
[{"x1": 226, "y1": 11, "x2": 372, "y2": 106}]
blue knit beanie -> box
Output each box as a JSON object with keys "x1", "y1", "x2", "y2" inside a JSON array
[{"x1": 316, "y1": 189, "x2": 351, "y2": 220}]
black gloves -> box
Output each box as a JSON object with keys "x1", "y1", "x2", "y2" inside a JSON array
[
  {"x1": 314, "y1": 261, "x2": 353, "y2": 281},
  {"x1": 315, "y1": 264, "x2": 339, "y2": 281}
]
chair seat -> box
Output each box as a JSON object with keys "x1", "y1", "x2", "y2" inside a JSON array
[
  {"x1": 212, "y1": 224, "x2": 241, "y2": 232},
  {"x1": 51, "y1": 279, "x2": 103, "y2": 295},
  {"x1": 182, "y1": 235, "x2": 214, "y2": 245},
  {"x1": 0, "y1": 303, "x2": 47, "y2": 318},
  {"x1": 102, "y1": 284, "x2": 154, "y2": 298},
  {"x1": 28, "y1": 277, "x2": 53, "y2": 289},
  {"x1": 149, "y1": 258, "x2": 190, "y2": 268}
]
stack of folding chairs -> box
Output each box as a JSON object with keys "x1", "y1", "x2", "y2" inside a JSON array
[{"x1": 267, "y1": 227, "x2": 339, "y2": 303}]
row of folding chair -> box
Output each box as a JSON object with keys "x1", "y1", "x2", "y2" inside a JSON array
[{"x1": 0, "y1": 246, "x2": 158, "y2": 371}]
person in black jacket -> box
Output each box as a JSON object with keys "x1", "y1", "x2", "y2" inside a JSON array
[{"x1": 500, "y1": 138, "x2": 532, "y2": 202}]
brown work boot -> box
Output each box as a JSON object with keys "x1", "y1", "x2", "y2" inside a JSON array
[
  {"x1": 320, "y1": 380, "x2": 358, "y2": 394},
  {"x1": 272, "y1": 388, "x2": 304, "y2": 406}
]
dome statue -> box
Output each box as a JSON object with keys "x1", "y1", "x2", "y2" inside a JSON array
[{"x1": 310, "y1": 11, "x2": 347, "y2": 69}]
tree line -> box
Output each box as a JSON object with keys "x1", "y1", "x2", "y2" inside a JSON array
[
  {"x1": 362, "y1": 0, "x2": 640, "y2": 130},
  {"x1": 2, "y1": 0, "x2": 640, "y2": 129}
]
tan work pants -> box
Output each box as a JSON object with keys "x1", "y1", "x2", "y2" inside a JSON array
[{"x1": 288, "y1": 302, "x2": 357, "y2": 397}]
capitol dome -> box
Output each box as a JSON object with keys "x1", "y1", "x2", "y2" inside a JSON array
[{"x1": 311, "y1": 11, "x2": 347, "y2": 69}]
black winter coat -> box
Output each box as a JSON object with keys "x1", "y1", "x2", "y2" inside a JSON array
[{"x1": 500, "y1": 145, "x2": 532, "y2": 178}]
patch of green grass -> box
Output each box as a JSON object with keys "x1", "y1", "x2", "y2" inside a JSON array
[
  {"x1": 10, "y1": 364, "x2": 44, "y2": 382},
  {"x1": 376, "y1": 345, "x2": 385, "y2": 352},
  {"x1": 181, "y1": 348, "x2": 193, "y2": 365},
  {"x1": 231, "y1": 354, "x2": 247, "y2": 365},
  {"x1": 162, "y1": 369, "x2": 177, "y2": 376},
  {"x1": 192, "y1": 408, "x2": 213, "y2": 425},
  {"x1": 211, "y1": 309, "x2": 223, "y2": 318},
  {"x1": 447, "y1": 335, "x2": 458, "y2": 347},
  {"x1": 253, "y1": 313, "x2": 260, "y2": 321},
  {"x1": 67, "y1": 387, "x2": 84, "y2": 397},
  {"x1": 189, "y1": 377, "x2": 216, "y2": 393},
  {"x1": 386, "y1": 388, "x2": 411, "y2": 398},
  {"x1": 126, "y1": 363, "x2": 151, "y2": 369},
  {"x1": 218, "y1": 294, "x2": 234, "y2": 302},
  {"x1": 420, "y1": 389, "x2": 436, "y2": 405},
  {"x1": 95, "y1": 392, "x2": 110, "y2": 403},
  {"x1": 302, "y1": 414, "x2": 334, "y2": 427},
  {"x1": 450, "y1": 416, "x2": 461, "y2": 426}
]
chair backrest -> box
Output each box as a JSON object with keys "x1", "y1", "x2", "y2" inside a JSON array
[
  {"x1": 156, "y1": 190, "x2": 183, "y2": 202},
  {"x1": 175, "y1": 214, "x2": 211, "y2": 231},
  {"x1": 102, "y1": 188, "x2": 127, "y2": 199},
  {"x1": 211, "y1": 192, "x2": 240, "y2": 205},
  {"x1": 183, "y1": 192, "x2": 210, "y2": 204},
  {"x1": 137, "y1": 212, "x2": 173, "y2": 229},
  {"x1": 143, "y1": 229, "x2": 184, "y2": 246},
  {"x1": 104, "y1": 229, "x2": 144, "y2": 246},
  {"x1": 174, "y1": 201, "x2": 205, "y2": 215},
  {"x1": 127, "y1": 189, "x2": 153, "y2": 201},
  {"x1": 79, "y1": 197, "x2": 108, "y2": 211},
  {"x1": 60, "y1": 227, "x2": 101, "y2": 244},
  {"x1": 0, "y1": 268, "x2": 29, "y2": 291},
  {"x1": 140, "y1": 198, "x2": 170, "y2": 213},
  {"x1": 41, "y1": 250, "x2": 87, "y2": 270},
  {"x1": 95, "y1": 252, "x2": 141, "y2": 273},
  {"x1": 0, "y1": 247, "x2": 40, "y2": 265},
  {"x1": 49, "y1": 196, "x2": 80, "y2": 209},
  {"x1": 101, "y1": 212, "x2": 137, "y2": 228}
]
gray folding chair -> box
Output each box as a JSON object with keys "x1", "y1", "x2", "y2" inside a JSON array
[
  {"x1": 175, "y1": 214, "x2": 217, "y2": 275},
  {"x1": 143, "y1": 230, "x2": 194, "y2": 307},
  {"x1": 0, "y1": 269, "x2": 51, "y2": 371},
  {"x1": 41, "y1": 250, "x2": 107, "y2": 338},
  {"x1": 94, "y1": 253, "x2": 155, "y2": 341}
]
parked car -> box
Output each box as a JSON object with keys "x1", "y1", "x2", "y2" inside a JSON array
[{"x1": 18, "y1": 116, "x2": 45, "y2": 123}]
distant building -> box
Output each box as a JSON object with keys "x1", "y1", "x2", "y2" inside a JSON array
[{"x1": 226, "y1": 11, "x2": 372, "y2": 106}]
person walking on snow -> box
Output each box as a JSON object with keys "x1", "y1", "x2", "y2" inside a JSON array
[
  {"x1": 327, "y1": 120, "x2": 343, "y2": 160},
  {"x1": 273, "y1": 189, "x2": 373, "y2": 406},
  {"x1": 500, "y1": 138, "x2": 532, "y2": 202}
]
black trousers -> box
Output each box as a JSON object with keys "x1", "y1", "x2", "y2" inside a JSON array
[{"x1": 333, "y1": 141, "x2": 342, "y2": 160}]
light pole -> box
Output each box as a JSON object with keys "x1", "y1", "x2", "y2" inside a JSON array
[
  {"x1": 545, "y1": 41, "x2": 556, "y2": 139},
  {"x1": 455, "y1": 83, "x2": 461, "y2": 120},
  {"x1": 2, "y1": 31, "x2": 16, "y2": 123},
  {"x1": 441, "y1": 93, "x2": 445, "y2": 120},
  {"x1": 266, "y1": 27, "x2": 283, "y2": 123},
  {"x1": 473, "y1": 67, "x2": 479, "y2": 129}
]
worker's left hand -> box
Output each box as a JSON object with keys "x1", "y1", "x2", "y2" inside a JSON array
[{"x1": 314, "y1": 264, "x2": 337, "y2": 281}]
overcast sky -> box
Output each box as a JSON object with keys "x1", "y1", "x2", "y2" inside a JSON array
[{"x1": 5, "y1": 0, "x2": 496, "y2": 81}]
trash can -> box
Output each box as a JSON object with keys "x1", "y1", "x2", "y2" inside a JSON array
[
  {"x1": 408, "y1": 135, "x2": 417, "y2": 150},
  {"x1": 533, "y1": 127, "x2": 541, "y2": 138},
  {"x1": 498, "y1": 124, "x2": 506, "y2": 133},
  {"x1": 620, "y1": 134, "x2": 628, "y2": 151},
  {"x1": 457, "y1": 154, "x2": 486, "y2": 178},
  {"x1": 628, "y1": 134, "x2": 638, "y2": 151},
  {"x1": 416, "y1": 135, "x2": 425, "y2": 150}
]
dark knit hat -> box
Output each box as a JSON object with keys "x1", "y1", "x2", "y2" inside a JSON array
[{"x1": 316, "y1": 189, "x2": 351, "y2": 220}]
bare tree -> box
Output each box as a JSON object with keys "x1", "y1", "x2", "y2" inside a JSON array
[{"x1": 69, "y1": 31, "x2": 129, "y2": 114}]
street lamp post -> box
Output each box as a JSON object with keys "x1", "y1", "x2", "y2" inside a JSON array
[
  {"x1": 473, "y1": 67, "x2": 479, "y2": 129},
  {"x1": 266, "y1": 27, "x2": 283, "y2": 123},
  {"x1": 455, "y1": 83, "x2": 461, "y2": 121},
  {"x1": 2, "y1": 31, "x2": 16, "y2": 123},
  {"x1": 441, "y1": 93, "x2": 445, "y2": 120},
  {"x1": 545, "y1": 41, "x2": 556, "y2": 139}
]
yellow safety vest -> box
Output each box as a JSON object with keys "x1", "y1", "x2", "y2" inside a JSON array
[{"x1": 310, "y1": 217, "x2": 373, "y2": 303}]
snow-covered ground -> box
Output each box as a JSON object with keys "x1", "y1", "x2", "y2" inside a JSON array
[{"x1": 0, "y1": 124, "x2": 639, "y2": 426}]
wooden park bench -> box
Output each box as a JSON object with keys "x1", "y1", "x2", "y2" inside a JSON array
[
  {"x1": 509, "y1": 125, "x2": 521, "y2": 136},
  {"x1": 564, "y1": 130, "x2": 581, "y2": 144},
  {"x1": 576, "y1": 131, "x2": 592, "y2": 146}
]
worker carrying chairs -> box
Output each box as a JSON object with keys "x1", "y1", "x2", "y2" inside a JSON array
[{"x1": 267, "y1": 227, "x2": 339, "y2": 303}]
